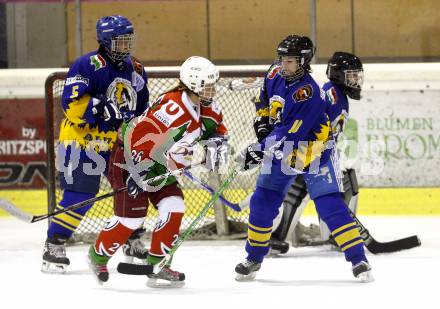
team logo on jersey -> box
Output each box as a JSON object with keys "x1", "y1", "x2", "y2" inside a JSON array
[
  {"x1": 90, "y1": 54, "x2": 106, "y2": 71},
  {"x1": 106, "y1": 78, "x2": 137, "y2": 117},
  {"x1": 267, "y1": 65, "x2": 281, "y2": 80},
  {"x1": 293, "y1": 84, "x2": 313, "y2": 102},
  {"x1": 269, "y1": 95, "x2": 285, "y2": 125},
  {"x1": 326, "y1": 87, "x2": 338, "y2": 105},
  {"x1": 152, "y1": 100, "x2": 185, "y2": 127}
]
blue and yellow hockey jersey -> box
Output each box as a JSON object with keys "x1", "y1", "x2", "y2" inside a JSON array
[
  {"x1": 322, "y1": 81, "x2": 349, "y2": 142},
  {"x1": 255, "y1": 64, "x2": 331, "y2": 171},
  {"x1": 59, "y1": 47, "x2": 149, "y2": 152}
]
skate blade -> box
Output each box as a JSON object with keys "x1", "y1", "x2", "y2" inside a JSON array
[
  {"x1": 41, "y1": 261, "x2": 67, "y2": 274},
  {"x1": 146, "y1": 278, "x2": 185, "y2": 288},
  {"x1": 235, "y1": 272, "x2": 257, "y2": 282},
  {"x1": 356, "y1": 270, "x2": 374, "y2": 283}
]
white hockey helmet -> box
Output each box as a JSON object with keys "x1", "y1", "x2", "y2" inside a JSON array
[{"x1": 179, "y1": 56, "x2": 219, "y2": 95}]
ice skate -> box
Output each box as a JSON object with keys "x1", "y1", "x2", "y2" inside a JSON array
[
  {"x1": 147, "y1": 265, "x2": 185, "y2": 288},
  {"x1": 235, "y1": 259, "x2": 261, "y2": 281},
  {"x1": 269, "y1": 238, "x2": 290, "y2": 255},
  {"x1": 352, "y1": 261, "x2": 374, "y2": 283},
  {"x1": 87, "y1": 248, "x2": 109, "y2": 285},
  {"x1": 41, "y1": 237, "x2": 70, "y2": 273},
  {"x1": 123, "y1": 228, "x2": 149, "y2": 264}
]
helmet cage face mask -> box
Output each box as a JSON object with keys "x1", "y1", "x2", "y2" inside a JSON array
[
  {"x1": 108, "y1": 33, "x2": 135, "y2": 61},
  {"x1": 326, "y1": 51, "x2": 363, "y2": 99},
  {"x1": 96, "y1": 15, "x2": 134, "y2": 62},
  {"x1": 345, "y1": 69, "x2": 364, "y2": 89},
  {"x1": 327, "y1": 66, "x2": 364, "y2": 100},
  {"x1": 198, "y1": 82, "x2": 217, "y2": 106}
]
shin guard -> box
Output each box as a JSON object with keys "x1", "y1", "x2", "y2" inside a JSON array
[
  {"x1": 246, "y1": 187, "x2": 285, "y2": 263},
  {"x1": 314, "y1": 193, "x2": 367, "y2": 265},
  {"x1": 148, "y1": 212, "x2": 184, "y2": 264}
]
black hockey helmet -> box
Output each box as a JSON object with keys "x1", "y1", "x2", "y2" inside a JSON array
[
  {"x1": 276, "y1": 35, "x2": 315, "y2": 81},
  {"x1": 326, "y1": 51, "x2": 364, "y2": 100}
]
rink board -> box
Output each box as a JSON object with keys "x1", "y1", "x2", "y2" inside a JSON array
[{"x1": 1, "y1": 188, "x2": 440, "y2": 218}]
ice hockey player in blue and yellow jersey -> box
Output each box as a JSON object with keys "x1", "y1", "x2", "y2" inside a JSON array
[
  {"x1": 269, "y1": 52, "x2": 365, "y2": 254},
  {"x1": 235, "y1": 35, "x2": 373, "y2": 282},
  {"x1": 41, "y1": 15, "x2": 149, "y2": 273}
]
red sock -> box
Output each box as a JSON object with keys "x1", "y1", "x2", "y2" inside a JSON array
[
  {"x1": 149, "y1": 212, "x2": 184, "y2": 258},
  {"x1": 93, "y1": 219, "x2": 134, "y2": 257}
]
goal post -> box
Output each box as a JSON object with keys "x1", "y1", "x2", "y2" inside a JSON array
[{"x1": 44, "y1": 66, "x2": 266, "y2": 243}]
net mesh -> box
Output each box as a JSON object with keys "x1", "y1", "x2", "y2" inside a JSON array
[{"x1": 45, "y1": 70, "x2": 265, "y2": 243}]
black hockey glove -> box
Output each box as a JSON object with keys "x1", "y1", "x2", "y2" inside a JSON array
[
  {"x1": 203, "y1": 136, "x2": 229, "y2": 171},
  {"x1": 236, "y1": 143, "x2": 264, "y2": 171},
  {"x1": 253, "y1": 116, "x2": 273, "y2": 142},
  {"x1": 93, "y1": 95, "x2": 123, "y2": 129}
]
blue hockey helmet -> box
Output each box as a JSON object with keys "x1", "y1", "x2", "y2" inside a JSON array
[{"x1": 96, "y1": 15, "x2": 135, "y2": 61}]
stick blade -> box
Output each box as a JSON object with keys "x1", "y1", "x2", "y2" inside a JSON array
[
  {"x1": 117, "y1": 263, "x2": 154, "y2": 275},
  {"x1": 0, "y1": 199, "x2": 34, "y2": 223},
  {"x1": 367, "y1": 235, "x2": 421, "y2": 254}
]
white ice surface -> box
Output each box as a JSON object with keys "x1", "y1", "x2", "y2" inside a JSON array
[{"x1": 0, "y1": 216, "x2": 439, "y2": 309}]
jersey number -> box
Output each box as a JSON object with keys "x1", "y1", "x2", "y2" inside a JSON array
[
  {"x1": 70, "y1": 85, "x2": 79, "y2": 99},
  {"x1": 288, "y1": 120, "x2": 303, "y2": 133}
]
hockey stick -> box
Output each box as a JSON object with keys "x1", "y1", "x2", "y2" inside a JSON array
[
  {"x1": 180, "y1": 138, "x2": 288, "y2": 212},
  {"x1": 117, "y1": 167, "x2": 240, "y2": 276},
  {"x1": 304, "y1": 209, "x2": 422, "y2": 253},
  {"x1": 182, "y1": 170, "x2": 250, "y2": 212},
  {"x1": 0, "y1": 161, "x2": 205, "y2": 224},
  {"x1": 348, "y1": 209, "x2": 421, "y2": 254},
  {"x1": 175, "y1": 175, "x2": 422, "y2": 254},
  {"x1": 178, "y1": 138, "x2": 286, "y2": 212},
  {"x1": 0, "y1": 189, "x2": 126, "y2": 224}
]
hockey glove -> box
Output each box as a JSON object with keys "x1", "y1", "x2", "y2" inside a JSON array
[
  {"x1": 93, "y1": 95, "x2": 123, "y2": 129},
  {"x1": 204, "y1": 136, "x2": 229, "y2": 171},
  {"x1": 236, "y1": 143, "x2": 264, "y2": 171},
  {"x1": 167, "y1": 141, "x2": 194, "y2": 172},
  {"x1": 253, "y1": 116, "x2": 273, "y2": 142}
]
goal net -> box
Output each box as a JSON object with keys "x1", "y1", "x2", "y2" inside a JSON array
[{"x1": 44, "y1": 67, "x2": 266, "y2": 243}]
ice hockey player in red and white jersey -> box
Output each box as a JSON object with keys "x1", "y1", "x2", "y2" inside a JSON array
[{"x1": 87, "y1": 56, "x2": 228, "y2": 288}]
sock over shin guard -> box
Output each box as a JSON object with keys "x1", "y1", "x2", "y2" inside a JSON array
[
  {"x1": 245, "y1": 186, "x2": 285, "y2": 263},
  {"x1": 314, "y1": 193, "x2": 367, "y2": 265},
  {"x1": 48, "y1": 190, "x2": 95, "y2": 239},
  {"x1": 148, "y1": 212, "x2": 184, "y2": 264},
  {"x1": 92, "y1": 217, "x2": 138, "y2": 264}
]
